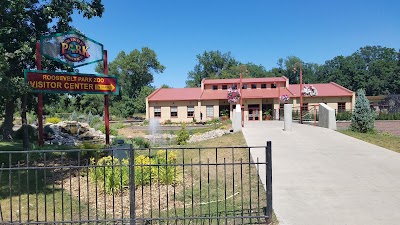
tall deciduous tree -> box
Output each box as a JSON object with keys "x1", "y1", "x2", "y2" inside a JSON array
[
  {"x1": 0, "y1": 0, "x2": 104, "y2": 141},
  {"x1": 95, "y1": 48, "x2": 164, "y2": 116},
  {"x1": 96, "y1": 47, "x2": 165, "y2": 98},
  {"x1": 186, "y1": 51, "x2": 239, "y2": 87}
]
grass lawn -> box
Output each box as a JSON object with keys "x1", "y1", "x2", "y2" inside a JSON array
[
  {"x1": 139, "y1": 132, "x2": 278, "y2": 224},
  {"x1": 339, "y1": 130, "x2": 400, "y2": 153}
]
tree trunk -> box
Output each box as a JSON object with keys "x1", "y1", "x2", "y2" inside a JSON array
[
  {"x1": 21, "y1": 94, "x2": 29, "y2": 150},
  {"x1": 0, "y1": 100, "x2": 15, "y2": 141}
]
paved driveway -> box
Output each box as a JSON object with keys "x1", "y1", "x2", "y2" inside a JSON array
[{"x1": 242, "y1": 121, "x2": 400, "y2": 225}]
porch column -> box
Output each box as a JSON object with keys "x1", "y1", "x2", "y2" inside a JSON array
[{"x1": 259, "y1": 100, "x2": 262, "y2": 121}]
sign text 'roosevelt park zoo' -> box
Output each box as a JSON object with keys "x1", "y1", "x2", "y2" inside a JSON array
[
  {"x1": 40, "y1": 31, "x2": 103, "y2": 68},
  {"x1": 25, "y1": 70, "x2": 119, "y2": 95}
]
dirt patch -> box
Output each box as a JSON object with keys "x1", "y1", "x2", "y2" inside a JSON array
[
  {"x1": 117, "y1": 127, "x2": 146, "y2": 138},
  {"x1": 337, "y1": 120, "x2": 400, "y2": 136},
  {"x1": 59, "y1": 171, "x2": 196, "y2": 219}
]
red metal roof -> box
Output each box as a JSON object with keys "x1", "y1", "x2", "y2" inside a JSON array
[
  {"x1": 147, "y1": 82, "x2": 353, "y2": 102},
  {"x1": 200, "y1": 90, "x2": 228, "y2": 100},
  {"x1": 203, "y1": 77, "x2": 287, "y2": 84},
  {"x1": 147, "y1": 88, "x2": 202, "y2": 101},
  {"x1": 288, "y1": 82, "x2": 353, "y2": 97}
]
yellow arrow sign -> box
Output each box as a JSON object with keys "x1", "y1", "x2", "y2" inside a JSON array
[{"x1": 95, "y1": 84, "x2": 115, "y2": 91}]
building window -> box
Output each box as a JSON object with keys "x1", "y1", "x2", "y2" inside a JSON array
[
  {"x1": 222, "y1": 85, "x2": 228, "y2": 90},
  {"x1": 338, "y1": 102, "x2": 346, "y2": 113},
  {"x1": 232, "y1": 84, "x2": 237, "y2": 89},
  {"x1": 261, "y1": 84, "x2": 267, "y2": 89},
  {"x1": 154, "y1": 107, "x2": 161, "y2": 117},
  {"x1": 170, "y1": 106, "x2": 178, "y2": 117},
  {"x1": 301, "y1": 103, "x2": 308, "y2": 111},
  {"x1": 271, "y1": 84, "x2": 277, "y2": 88},
  {"x1": 187, "y1": 106, "x2": 194, "y2": 117},
  {"x1": 242, "y1": 84, "x2": 247, "y2": 89},
  {"x1": 251, "y1": 84, "x2": 257, "y2": 89},
  {"x1": 206, "y1": 105, "x2": 214, "y2": 118},
  {"x1": 213, "y1": 85, "x2": 218, "y2": 90}
]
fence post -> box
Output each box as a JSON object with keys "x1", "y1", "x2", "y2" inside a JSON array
[
  {"x1": 266, "y1": 141, "x2": 273, "y2": 223},
  {"x1": 129, "y1": 144, "x2": 135, "y2": 224}
]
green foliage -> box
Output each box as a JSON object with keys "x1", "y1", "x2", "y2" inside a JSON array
[
  {"x1": 0, "y1": 0, "x2": 104, "y2": 141},
  {"x1": 143, "y1": 120, "x2": 149, "y2": 125},
  {"x1": 77, "y1": 142, "x2": 105, "y2": 158},
  {"x1": 336, "y1": 111, "x2": 352, "y2": 121},
  {"x1": 89, "y1": 156, "x2": 130, "y2": 193},
  {"x1": 176, "y1": 124, "x2": 190, "y2": 145},
  {"x1": 207, "y1": 118, "x2": 221, "y2": 124},
  {"x1": 45, "y1": 117, "x2": 61, "y2": 124},
  {"x1": 164, "y1": 119, "x2": 172, "y2": 125},
  {"x1": 351, "y1": 89, "x2": 375, "y2": 133},
  {"x1": 111, "y1": 122, "x2": 125, "y2": 129},
  {"x1": 133, "y1": 137, "x2": 151, "y2": 148},
  {"x1": 89, "y1": 115, "x2": 103, "y2": 128},
  {"x1": 88, "y1": 150, "x2": 180, "y2": 194},
  {"x1": 14, "y1": 125, "x2": 37, "y2": 141},
  {"x1": 98, "y1": 126, "x2": 118, "y2": 136},
  {"x1": 375, "y1": 112, "x2": 400, "y2": 120}
]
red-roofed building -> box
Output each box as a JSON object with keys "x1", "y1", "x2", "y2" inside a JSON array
[{"x1": 146, "y1": 77, "x2": 355, "y2": 123}]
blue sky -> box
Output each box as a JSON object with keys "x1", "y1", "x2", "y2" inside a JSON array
[{"x1": 72, "y1": 0, "x2": 400, "y2": 88}]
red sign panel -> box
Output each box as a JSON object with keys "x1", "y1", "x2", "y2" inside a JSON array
[{"x1": 24, "y1": 70, "x2": 119, "y2": 95}]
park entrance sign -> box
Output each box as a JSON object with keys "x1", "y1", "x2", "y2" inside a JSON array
[
  {"x1": 40, "y1": 31, "x2": 103, "y2": 68},
  {"x1": 27, "y1": 30, "x2": 115, "y2": 146},
  {"x1": 25, "y1": 70, "x2": 118, "y2": 95}
]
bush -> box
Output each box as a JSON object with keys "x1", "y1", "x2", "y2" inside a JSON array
[
  {"x1": 350, "y1": 89, "x2": 375, "y2": 133},
  {"x1": 45, "y1": 117, "x2": 61, "y2": 124},
  {"x1": 375, "y1": 112, "x2": 400, "y2": 120},
  {"x1": 14, "y1": 125, "x2": 37, "y2": 141},
  {"x1": 207, "y1": 118, "x2": 221, "y2": 124},
  {"x1": 98, "y1": 125, "x2": 118, "y2": 136},
  {"x1": 143, "y1": 120, "x2": 149, "y2": 126},
  {"x1": 88, "y1": 150, "x2": 180, "y2": 194},
  {"x1": 336, "y1": 111, "x2": 352, "y2": 121},
  {"x1": 176, "y1": 124, "x2": 190, "y2": 145},
  {"x1": 111, "y1": 122, "x2": 125, "y2": 129},
  {"x1": 164, "y1": 119, "x2": 172, "y2": 125},
  {"x1": 133, "y1": 137, "x2": 151, "y2": 148}
]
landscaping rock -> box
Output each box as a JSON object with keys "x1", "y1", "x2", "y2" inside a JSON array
[{"x1": 188, "y1": 129, "x2": 230, "y2": 143}]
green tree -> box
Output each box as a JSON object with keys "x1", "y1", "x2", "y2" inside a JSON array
[
  {"x1": 161, "y1": 84, "x2": 171, "y2": 88},
  {"x1": 97, "y1": 48, "x2": 165, "y2": 98},
  {"x1": 319, "y1": 46, "x2": 399, "y2": 96},
  {"x1": 0, "y1": 0, "x2": 104, "y2": 142},
  {"x1": 350, "y1": 89, "x2": 375, "y2": 133},
  {"x1": 186, "y1": 50, "x2": 239, "y2": 87},
  {"x1": 96, "y1": 48, "x2": 164, "y2": 117}
]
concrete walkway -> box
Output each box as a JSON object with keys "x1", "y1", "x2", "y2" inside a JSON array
[{"x1": 242, "y1": 121, "x2": 400, "y2": 225}]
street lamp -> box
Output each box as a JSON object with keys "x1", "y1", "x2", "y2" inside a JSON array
[{"x1": 293, "y1": 62, "x2": 303, "y2": 124}]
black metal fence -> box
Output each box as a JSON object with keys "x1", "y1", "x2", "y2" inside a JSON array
[{"x1": 0, "y1": 142, "x2": 272, "y2": 224}]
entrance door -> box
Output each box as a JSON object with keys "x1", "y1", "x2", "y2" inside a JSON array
[{"x1": 248, "y1": 107, "x2": 260, "y2": 121}]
